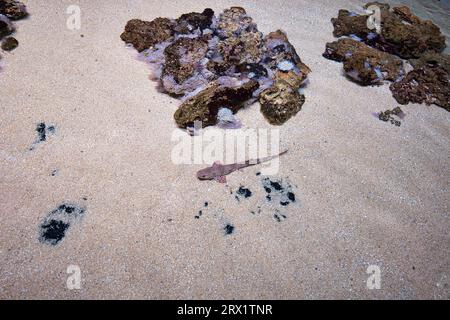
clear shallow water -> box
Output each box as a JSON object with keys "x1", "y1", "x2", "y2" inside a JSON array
[{"x1": 393, "y1": 0, "x2": 450, "y2": 53}]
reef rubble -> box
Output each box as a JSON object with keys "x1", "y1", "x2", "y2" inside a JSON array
[
  {"x1": 121, "y1": 7, "x2": 310, "y2": 129},
  {"x1": 323, "y1": 2, "x2": 449, "y2": 112},
  {"x1": 0, "y1": 0, "x2": 27, "y2": 57}
]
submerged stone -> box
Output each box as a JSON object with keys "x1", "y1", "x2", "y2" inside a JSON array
[
  {"x1": 0, "y1": 0, "x2": 28, "y2": 20},
  {"x1": 161, "y1": 37, "x2": 211, "y2": 95},
  {"x1": 258, "y1": 30, "x2": 310, "y2": 125},
  {"x1": 1, "y1": 35, "x2": 17, "y2": 50},
  {"x1": 324, "y1": 38, "x2": 404, "y2": 85},
  {"x1": 390, "y1": 65, "x2": 449, "y2": 112},
  {"x1": 120, "y1": 18, "x2": 175, "y2": 52},
  {"x1": 122, "y1": 7, "x2": 310, "y2": 129},
  {"x1": 259, "y1": 71, "x2": 306, "y2": 125},
  {"x1": 174, "y1": 79, "x2": 259, "y2": 128},
  {"x1": 329, "y1": 3, "x2": 446, "y2": 59},
  {"x1": 174, "y1": 8, "x2": 214, "y2": 34},
  {"x1": 0, "y1": 13, "x2": 14, "y2": 40}
]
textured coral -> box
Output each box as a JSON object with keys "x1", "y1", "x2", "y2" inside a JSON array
[
  {"x1": 329, "y1": 3, "x2": 446, "y2": 59},
  {"x1": 1, "y1": 35, "x2": 17, "y2": 50},
  {"x1": 121, "y1": 18, "x2": 175, "y2": 52},
  {"x1": 122, "y1": 7, "x2": 310, "y2": 128},
  {"x1": 259, "y1": 72, "x2": 305, "y2": 125},
  {"x1": 258, "y1": 31, "x2": 311, "y2": 125},
  {"x1": 324, "y1": 38, "x2": 403, "y2": 85},
  {"x1": 409, "y1": 52, "x2": 450, "y2": 74},
  {"x1": 161, "y1": 37, "x2": 209, "y2": 94},
  {"x1": 324, "y1": 2, "x2": 448, "y2": 111},
  {"x1": 0, "y1": 13, "x2": 14, "y2": 40},
  {"x1": 174, "y1": 79, "x2": 259, "y2": 128},
  {"x1": 390, "y1": 66, "x2": 449, "y2": 112},
  {"x1": 0, "y1": 0, "x2": 27, "y2": 20}
]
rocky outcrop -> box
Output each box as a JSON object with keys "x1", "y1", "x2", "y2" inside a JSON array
[
  {"x1": 120, "y1": 18, "x2": 175, "y2": 52},
  {"x1": 329, "y1": 3, "x2": 446, "y2": 59},
  {"x1": 0, "y1": 0, "x2": 27, "y2": 20},
  {"x1": 390, "y1": 65, "x2": 449, "y2": 112},
  {"x1": 122, "y1": 7, "x2": 310, "y2": 129},
  {"x1": 324, "y1": 38, "x2": 404, "y2": 85},
  {"x1": 324, "y1": 2, "x2": 448, "y2": 111},
  {"x1": 174, "y1": 79, "x2": 259, "y2": 128}
]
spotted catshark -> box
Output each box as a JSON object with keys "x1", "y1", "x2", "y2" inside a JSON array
[{"x1": 197, "y1": 150, "x2": 288, "y2": 183}]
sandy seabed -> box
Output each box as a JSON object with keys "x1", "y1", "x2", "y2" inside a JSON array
[{"x1": 0, "y1": 0, "x2": 449, "y2": 299}]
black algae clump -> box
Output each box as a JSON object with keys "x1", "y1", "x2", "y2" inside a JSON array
[
  {"x1": 262, "y1": 177, "x2": 296, "y2": 207},
  {"x1": 224, "y1": 224, "x2": 235, "y2": 235},
  {"x1": 36, "y1": 123, "x2": 46, "y2": 142},
  {"x1": 237, "y1": 186, "x2": 252, "y2": 198},
  {"x1": 39, "y1": 203, "x2": 85, "y2": 246},
  {"x1": 40, "y1": 220, "x2": 69, "y2": 245}
]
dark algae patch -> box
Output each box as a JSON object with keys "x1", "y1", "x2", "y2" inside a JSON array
[
  {"x1": 262, "y1": 177, "x2": 296, "y2": 207},
  {"x1": 39, "y1": 203, "x2": 85, "y2": 246},
  {"x1": 237, "y1": 186, "x2": 252, "y2": 199},
  {"x1": 30, "y1": 122, "x2": 56, "y2": 150},
  {"x1": 224, "y1": 224, "x2": 235, "y2": 235}
]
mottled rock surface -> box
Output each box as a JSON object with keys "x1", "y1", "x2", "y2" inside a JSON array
[
  {"x1": 174, "y1": 79, "x2": 259, "y2": 128},
  {"x1": 330, "y1": 3, "x2": 446, "y2": 59},
  {"x1": 390, "y1": 66, "x2": 449, "y2": 112},
  {"x1": 409, "y1": 52, "x2": 450, "y2": 74},
  {"x1": 120, "y1": 18, "x2": 175, "y2": 52},
  {"x1": 259, "y1": 72, "x2": 305, "y2": 125},
  {"x1": 0, "y1": 0, "x2": 27, "y2": 20},
  {"x1": 324, "y1": 2, "x2": 448, "y2": 110},
  {"x1": 324, "y1": 38, "x2": 404, "y2": 85},
  {"x1": 1, "y1": 35, "x2": 17, "y2": 50},
  {"x1": 0, "y1": 13, "x2": 14, "y2": 39},
  {"x1": 122, "y1": 7, "x2": 310, "y2": 128},
  {"x1": 259, "y1": 30, "x2": 311, "y2": 125},
  {"x1": 161, "y1": 37, "x2": 209, "y2": 94}
]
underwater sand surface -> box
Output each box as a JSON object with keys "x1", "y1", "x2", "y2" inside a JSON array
[{"x1": 0, "y1": 0, "x2": 449, "y2": 299}]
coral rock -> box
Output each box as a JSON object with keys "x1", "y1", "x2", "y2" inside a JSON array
[
  {"x1": 0, "y1": 0, "x2": 27, "y2": 20},
  {"x1": 330, "y1": 3, "x2": 446, "y2": 59},
  {"x1": 174, "y1": 8, "x2": 214, "y2": 34},
  {"x1": 259, "y1": 71, "x2": 305, "y2": 125},
  {"x1": 174, "y1": 79, "x2": 259, "y2": 128},
  {"x1": 390, "y1": 66, "x2": 449, "y2": 112},
  {"x1": 162, "y1": 37, "x2": 209, "y2": 91},
  {"x1": 409, "y1": 52, "x2": 450, "y2": 74},
  {"x1": 264, "y1": 30, "x2": 311, "y2": 82},
  {"x1": 120, "y1": 18, "x2": 175, "y2": 52},
  {"x1": 324, "y1": 38, "x2": 404, "y2": 85},
  {"x1": 0, "y1": 13, "x2": 14, "y2": 40}
]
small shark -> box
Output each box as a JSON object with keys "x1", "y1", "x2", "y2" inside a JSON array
[{"x1": 197, "y1": 150, "x2": 288, "y2": 183}]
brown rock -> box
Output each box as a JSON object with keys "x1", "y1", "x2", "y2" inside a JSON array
[
  {"x1": 323, "y1": 38, "x2": 404, "y2": 84},
  {"x1": 264, "y1": 30, "x2": 311, "y2": 82},
  {"x1": 259, "y1": 71, "x2": 305, "y2": 125},
  {"x1": 174, "y1": 8, "x2": 214, "y2": 34},
  {"x1": 0, "y1": 14, "x2": 14, "y2": 40},
  {"x1": 331, "y1": 9, "x2": 372, "y2": 38},
  {"x1": 120, "y1": 18, "x2": 175, "y2": 52},
  {"x1": 162, "y1": 37, "x2": 209, "y2": 86},
  {"x1": 390, "y1": 66, "x2": 449, "y2": 111},
  {"x1": 1, "y1": 35, "x2": 17, "y2": 50},
  {"x1": 409, "y1": 52, "x2": 450, "y2": 74},
  {"x1": 174, "y1": 79, "x2": 259, "y2": 128},
  {"x1": 0, "y1": 0, "x2": 27, "y2": 20},
  {"x1": 329, "y1": 3, "x2": 446, "y2": 59}
]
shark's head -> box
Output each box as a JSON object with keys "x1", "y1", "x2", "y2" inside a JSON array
[{"x1": 197, "y1": 168, "x2": 214, "y2": 180}]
